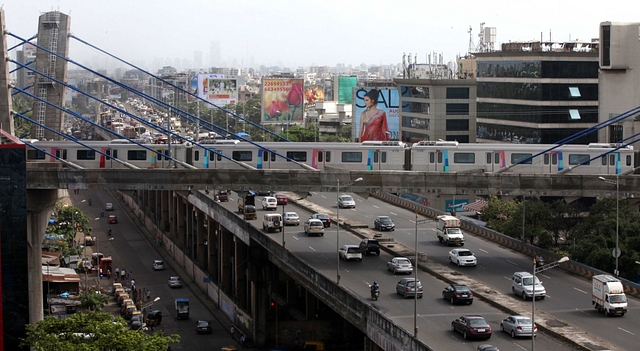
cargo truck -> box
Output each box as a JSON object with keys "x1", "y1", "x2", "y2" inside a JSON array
[
  {"x1": 436, "y1": 215, "x2": 464, "y2": 246},
  {"x1": 592, "y1": 274, "x2": 627, "y2": 316},
  {"x1": 175, "y1": 298, "x2": 189, "y2": 320}
]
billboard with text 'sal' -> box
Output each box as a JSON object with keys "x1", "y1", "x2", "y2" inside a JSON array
[{"x1": 197, "y1": 74, "x2": 237, "y2": 107}]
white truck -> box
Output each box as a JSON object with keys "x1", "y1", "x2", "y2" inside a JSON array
[
  {"x1": 436, "y1": 215, "x2": 464, "y2": 246},
  {"x1": 592, "y1": 274, "x2": 627, "y2": 316}
]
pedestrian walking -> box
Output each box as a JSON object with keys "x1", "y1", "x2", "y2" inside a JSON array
[
  {"x1": 115, "y1": 267, "x2": 119, "y2": 281},
  {"x1": 240, "y1": 334, "x2": 246, "y2": 348},
  {"x1": 146, "y1": 289, "x2": 151, "y2": 302},
  {"x1": 121, "y1": 269, "x2": 126, "y2": 280},
  {"x1": 107, "y1": 269, "x2": 111, "y2": 279}
]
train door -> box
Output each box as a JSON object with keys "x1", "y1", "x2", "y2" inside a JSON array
[
  {"x1": 259, "y1": 149, "x2": 276, "y2": 169},
  {"x1": 543, "y1": 152, "x2": 559, "y2": 173},
  {"x1": 371, "y1": 150, "x2": 386, "y2": 170},
  {"x1": 485, "y1": 152, "x2": 500, "y2": 172},
  {"x1": 426, "y1": 151, "x2": 442, "y2": 171},
  {"x1": 312, "y1": 149, "x2": 326, "y2": 170},
  {"x1": 603, "y1": 153, "x2": 618, "y2": 174},
  {"x1": 52, "y1": 147, "x2": 67, "y2": 162},
  {"x1": 101, "y1": 148, "x2": 117, "y2": 168}
]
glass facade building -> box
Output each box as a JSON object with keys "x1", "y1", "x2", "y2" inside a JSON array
[{"x1": 475, "y1": 52, "x2": 599, "y2": 144}]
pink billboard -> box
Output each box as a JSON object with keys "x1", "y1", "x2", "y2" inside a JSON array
[{"x1": 261, "y1": 78, "x2": 304, "y2": 124}]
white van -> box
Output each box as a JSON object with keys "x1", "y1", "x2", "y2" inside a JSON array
[
  {"x1": 263, "y1": 213, "x2": 282, "y2": 233},
  {"x1": 261, "y1": 196, "x2": 278, "y2": 210}
]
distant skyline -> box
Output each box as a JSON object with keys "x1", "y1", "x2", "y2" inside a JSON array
[{"x1": 4, "y1": 1, "x2": 638, "y2": 72}]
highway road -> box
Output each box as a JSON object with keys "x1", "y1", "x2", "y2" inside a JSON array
[
  {"x1": 70, "y1": 190, "x2": 241, "y2": 351},
  {"x1": 217, "y1": 193, "x2": 577, "y2": 351},
  {"x1": 300, "y1": 191, "x2": 638, "y2": 351}
]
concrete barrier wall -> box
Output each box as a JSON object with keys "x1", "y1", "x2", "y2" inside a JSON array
[{"x1": 370, "y1": 192, "x2": 640, "y2": 298}]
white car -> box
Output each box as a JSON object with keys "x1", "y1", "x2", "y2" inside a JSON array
[
  {"x1": 338, "y1": 195, "x2": 356, "y2": 209},
  {"x1": 283, "y1": 212, "x2": 300, "y2": 226},
  {"x1": 153, "y1": 260, "x2": 165, "y2": 271},
  {"x1": 261, "y1": 196, "x2": 278, "y2": 210},
  {"x1": 304, "y1": 219, "x2": 325, "y2": 236},
  {"x1": 338, "y1": 245, "x2": 362, "y2": 261},
  {"x1": 448, "y1": 248, "x2": 477, "y2": 267}
]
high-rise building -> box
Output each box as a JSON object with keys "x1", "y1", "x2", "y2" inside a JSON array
[
  {"x1": 210, "y1": 41, "x2": 221, "y2": 67},
  {"x1": 194, "y1": 50, "x2": 203, "y2": 69},
  {"x1": 474, "y1": 41, "x2": 599, "y2": 144}
]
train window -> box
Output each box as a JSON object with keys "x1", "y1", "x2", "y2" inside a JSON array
[
  {"x1": 551, "y1": 153, "x2": 557, "y2": 164},
  {"x1": 511, "y1": 153, "x2": 532, "y2": 164},
  {"x1": 494, "y1": 153, "x2": 500, "y2": 164},
  {"x1": 429, "y1": 152, "x2": 435, "y2": 163},
  {"x1": 342, "y1": 152, "x2": 363, "y2": 163},
  {"x1": 486, "y1": 153, "x2": 492, "y2": 164},
  {"x1": 27, "y1": 149, "x2": 46, "y2": 159},
  {"x1": 77, "y1": 150, "x2": 96, "y2": 160},
  {"x1": 127, "y1": 150, "x2": 147, "y2": 161},
  {"x1": 453, "y1": 152, "x2": 475, "y2": 164},
  {"x1": 156, "y1": 151, "x2": 163, "y2": 161},
  {"x1": 318, "y1": 151, "x2": 323, "y2": 162},
  {"x1": 608, "y1": 154, "x2": 615, "y2": 166},
  {"x1": 627, "y1": 155, "x2": 632, "y2": 166},
  {"x1": 232, "y1": 151, "x2": 252, "y2": 162},
  {"x1": 373, "y1": 152, "x2": 379, "y2": 163},
  {"x1": 601, "y1": 155, "x2": 607, "y2": 166},
  {"x1": 194, "y1": 151, "x2": 200, "y2": 161},
  {"x1": 286, "y1": 151, "x2": 307, "y2": 162},
  {"x1": 381, "y1": 152, "x2": 387, "y2": 163},
  {"x1": 271, "y1": 151, "x2": 276, "y2": 162},
  {"x1": 544, "y1": 154, "x2": 549, "y2": 164},
  {"x1": 568, "y1": 154, "x2": 590, "y2": 165},
  {"x1": 326, "y1": 151, "x2": 331, "y2": 162},
  {"x1": 437, "y1": 152, "x2": 443, "y2": 163}
]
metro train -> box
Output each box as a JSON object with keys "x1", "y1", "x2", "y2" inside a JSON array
[{"x1": 24, "y1": 139, "x2": 637, "y2": 175}]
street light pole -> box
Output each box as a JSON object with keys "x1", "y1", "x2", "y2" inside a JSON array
[
  {"x1": 282, "y1": 203, "x2": 286, "y2": 249},
  {"x1": 336, "y1": 177, "x2": 363, "y2": 285},
  {"x1": 414, "y1": 213, "x2": 428, "y2": 338},
  {"x1": 532, "y1": 256, "x2": 569, "y2": 351},
  {"x1": 599, "y1": 176, "x2": 620, "y2": 276}
]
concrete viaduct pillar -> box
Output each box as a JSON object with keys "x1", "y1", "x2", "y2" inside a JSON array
[{"x1": 0, "y1": 10, "x2": 14, "y2": 135}]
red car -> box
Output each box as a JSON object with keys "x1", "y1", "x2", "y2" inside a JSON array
[
  {"x1": 274, "y1": 193, "x2": 288, "y2": 205},
  {"x1": 451, "y1": 315, "x2": 492, "y2": 340},
  {"x1": 108, "y1": 215, "x2": 118, "y2": 224}
]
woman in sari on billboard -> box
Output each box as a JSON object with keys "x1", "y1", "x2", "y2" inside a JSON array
[{"x1": 359, "y1": 89, "x2": 389, "y2": 141}]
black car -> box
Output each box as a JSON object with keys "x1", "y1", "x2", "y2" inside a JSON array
[
  {"x1": 196, "y1": 320, "x2": 212, "y2": 334},
  {"x1": 443, "y1": 284, "x2": 474, "y2": 305},
  {"x1": 359, "y1": 238, "x2": 380, "y2": 256},
  {"x1": 310, "y1": 213, "x2": 331, "y2": 227},
  {"x1": 374, "y1": 216, "x2": 395, "y2": 231},
  {"x1": 217, "y1": 190, "x2": 229, "y2": 202},
  {"x1": 255, "y1": 190, "x2": 272, "y2": 196}
]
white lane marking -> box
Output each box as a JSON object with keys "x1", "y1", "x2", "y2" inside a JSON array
[
  {"x1": 619, "y1": 327, "x2": 635, "y2": 335},
  {"x1": 506, "y1": 260, "x2": 519, "y2": 266},
  {"x1": 390, "y1": 212, "x2": 398, "y2": 216},
  {"x1": 293, "y1": 236, "x2": 299, "y2": 241},
  {"x1": 309, "y1": 246, "x2": 316, "y2": 251},
  {"x1": 574, "y1": 287, "x2": 588, "y2": 294},
  {"x1": 478, "y1": 248, "x2": 489, "y2": 254},
  {"x1": 373, "y1": 205, "x2": 380, "y2": 209}
]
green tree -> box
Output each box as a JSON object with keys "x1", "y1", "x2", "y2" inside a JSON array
[
  {"x1": 482, "y1": 195, "x2": 519, "y2": 234},
  {"x1": 12, "y1": 95, "x2": 33, "y2": 138},
  {"x1": 80, "y1": 291, "x2": 110, "y2": 311},
  {"x1": 21, "y1": 311, "x2": 179, "y2": 351},
  {"x1": 48, "y1": 201, "x2": 92, "y2": 241}
]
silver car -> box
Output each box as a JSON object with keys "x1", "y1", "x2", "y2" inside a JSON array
[
  {"x1": 387, "y1": 257, "x2": 413, "y2": 274},
  {"x1": 283, "y1": 212, "x2": 300, "y2": 226},
  {"x1": 338, "y1": 194, "x2": 356, "y2": 209},
  {"x1": 395, "y1": 278, "x2": 423, "y2": 298},
  {"x1": 500, "y1": 315, "x2": 537, "y2": 338}
]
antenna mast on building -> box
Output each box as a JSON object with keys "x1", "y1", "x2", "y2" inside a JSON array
[
  {"x1": 468, "y1": 26, "x2": 475, "y2": 55},
  {"x1": 476, "y1": 22, "x2": 487, "y2": 52}
]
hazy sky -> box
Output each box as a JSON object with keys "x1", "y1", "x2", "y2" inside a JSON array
[{"x1": 4, "y1": 0, "x2": 638, "y2": 71}]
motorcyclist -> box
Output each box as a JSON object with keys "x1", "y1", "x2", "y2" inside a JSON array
[
  {"x1": 100, "y1": 209, "x2": 105, "y2": 217},
  {"x1": 535, "y1": 254, "x2": 544, "y2": 267},
  {"x1": 88, "y1": 198, "x2": 92, "y2": 206},
  {"x1": 371, "y1": 281, "x2": 380, "y2": 294},
  {"x1": 107, "y1": 227, "x2": 112, "y2": 237}
]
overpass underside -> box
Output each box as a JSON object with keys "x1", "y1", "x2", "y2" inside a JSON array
[{"x1": 121, "y1": 188, "x2": 427, "y2": 350}]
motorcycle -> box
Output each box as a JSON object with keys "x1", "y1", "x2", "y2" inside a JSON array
[
  {"x1": 101, "y1": 209, "x2": 105, "y2": 217},
  {"x1": 88, "y1": 198, "x2": 92, "y2": 206},
  {"x1": 535, "y1": 256, "x2": 545, "y2": 268},
  {"x1": 370, "y1": 286, "x2": 380, "y2": 301}
]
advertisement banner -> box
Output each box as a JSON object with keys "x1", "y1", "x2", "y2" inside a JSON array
[
  {"x1": 304, "y1": 85, "x2": 325, "y2": 109},
  {"x1": 338, "y1": 76, "x2": 357, "y2": 104},
  {"x1": 197, "y1": 74, "x2": 237, "y2": 106},
  {"x1": 353, "y1": 88, "x2": 410, "y2": 141},
  {"x1": 261, "y1": 78, "x2": 304, "y2": 124}
]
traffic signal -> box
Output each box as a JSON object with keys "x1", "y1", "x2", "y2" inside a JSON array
[{"x1": 270, "y1": 299, "x2": 275, "y2": 308}]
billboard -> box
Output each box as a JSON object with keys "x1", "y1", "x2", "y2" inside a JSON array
[
  {"x1": 262, "y1": 78, "x2": 304, "y2": 124},
  {"x1": 304, "y1": 85, "x2": 325, "y2": 109},
  {"x1": 353, "y1": 88, "x2": 410, "y2": 141},
  {"x1": 338, "y1": 76, "x2": 357, "y2": 104},
  {"x1": 197, "y1": 74, "x2": 238, "y2": 106}
]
